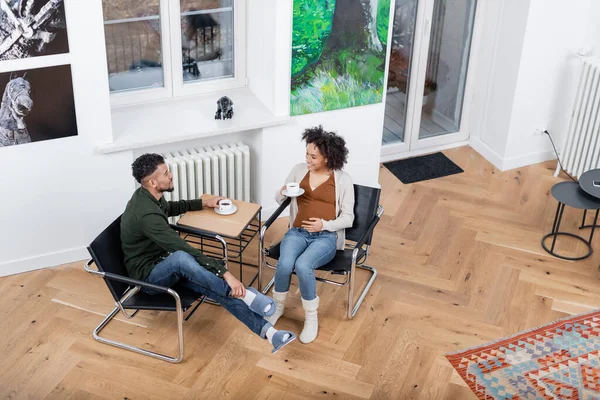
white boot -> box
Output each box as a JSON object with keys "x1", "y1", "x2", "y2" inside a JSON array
[
  {"x1": 265, "y1": 290, "x2": 287, "y2": 326},
  {"x1": 299, "y1": 296, "x2": 319, "y2": 344}
]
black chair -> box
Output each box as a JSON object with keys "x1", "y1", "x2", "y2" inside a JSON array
[
  {"x1": 258, "y1": 184, "x2": 383, "y2": 319},
  {"x1": 84, "y1": 215, "x2": 228, "y2": 363}
]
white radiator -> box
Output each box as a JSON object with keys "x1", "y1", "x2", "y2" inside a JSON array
[
  {"x1": 162, "y1": 142, "x2": 251, "y2": 223},
  {"x1": 556, "y1": 57, "x2": 600, "y2": 178}
]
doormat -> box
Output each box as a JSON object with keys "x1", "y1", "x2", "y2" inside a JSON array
[{"x1": 384, "y1": 152, "x2": 463, "y2": 184}]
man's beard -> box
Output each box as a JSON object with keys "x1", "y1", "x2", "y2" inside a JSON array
[{"x1": 160, "y1": 186, "x2": 175, "y2": 193}]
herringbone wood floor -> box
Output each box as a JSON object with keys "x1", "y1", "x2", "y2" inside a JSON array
[{"x1": 3, "y1": 146, "x2": 600, "y2": 399}]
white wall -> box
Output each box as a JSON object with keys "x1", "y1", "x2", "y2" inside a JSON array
[
  {"x1": 247, "y1": 0, "x2": 293, "y2": 117},
  {"x1": 0, "y1": 0, "x2": 134, "y2": 276},
  {"x1": 470, "y1": 0, "x2": 598, "y2": 171},
  {"x1": 585, "y1": 1, "x2": 600, "y2": 56},
  {"x1": 469, "y1": 0, "x2": 531, "y2": 166},
  {"x1": 503, "y1": 0, "x2": 593, "y2": 168},
  {"x1": 471, "y1": 0, "x2": 600, "y2": 170},
  {"x1": 246, "y1": 0, "x2": 276, "y2": 114}
]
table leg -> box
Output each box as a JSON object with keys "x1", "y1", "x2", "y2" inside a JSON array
[
  {"x1": 551, "y1": 203, "x2": 565, "y2": 252},
  {"x1": 258, "y1": 211, "x2": 262, "y2": 290},
  {"x1": 239, "y1": 236, "x2": 243, "y2": 284},
  {"x1": 589, "y1": 209, "x2": 599, "y2": 243},
  {"x1": 581, "y1": 209, "x2": 588, "y2": 229},
  {"x1": 551, "y1": 202, "x2": 561, "y2": 234}
]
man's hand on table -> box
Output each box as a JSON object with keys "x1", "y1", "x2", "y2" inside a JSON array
[{"x1": 203, "y1": 196, "x2": 226, "y2": 208}]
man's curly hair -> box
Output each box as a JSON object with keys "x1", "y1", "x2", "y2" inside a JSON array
[
  {"x1": 132, "y1": 153, "x2": 165, "y2": 183},
  {"x1": 302, "y1": 125, "x2": 348, "y2": 170}
]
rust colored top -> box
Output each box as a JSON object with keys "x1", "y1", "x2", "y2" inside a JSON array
[{"x1": 293, "y1": 172, "x2": 336, "y2": 228}]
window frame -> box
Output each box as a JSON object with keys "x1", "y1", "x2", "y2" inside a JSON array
[{"x1": 106, "y1": 0, "x2": 246, "y2": 108}]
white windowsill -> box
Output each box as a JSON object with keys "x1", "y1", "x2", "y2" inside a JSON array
[{"x1": 97, "y1": 88, "x2": 289, "y2": 154}]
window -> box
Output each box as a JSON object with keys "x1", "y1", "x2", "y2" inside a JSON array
[
  {"x1": 102, "y1": 0, "x2": 245, "y2": 106},
  {"x1": 180, "y1": 0, "x2": 235, "y2": 83}
]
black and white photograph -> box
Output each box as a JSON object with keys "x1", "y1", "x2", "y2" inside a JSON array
[
  {"x1": 0, "y1": 64, "x2": 77, "y2": 147},
  {"x1": 0, "y1": 0, "x2": 69, "y2": 61}
]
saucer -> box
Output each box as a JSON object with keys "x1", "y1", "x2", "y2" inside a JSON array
[
  {"x1": 282, "y1": 188, "x2": 305, "y2": 198},
  {"x1": 214, "y1": 204, "x2": 238, "y2": 215}
]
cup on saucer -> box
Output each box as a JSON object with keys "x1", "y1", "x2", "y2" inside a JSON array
[
  {"x1": 218, "y1": 199, "x2": 233, "y2": 213},
  {"x1": 286, "y1": 182, "x2": 300, "y2": 195}
]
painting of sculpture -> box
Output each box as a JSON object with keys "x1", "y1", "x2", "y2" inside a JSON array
[
  {"x1": 290, "y1": 0, "x2": 391, "y2": 116},
  {"x1": 0, "y1": 0, "x2": 69, "y2": 61},
  {"x1": 0, "y1": 64, "x2": 77, "y2": 147}
]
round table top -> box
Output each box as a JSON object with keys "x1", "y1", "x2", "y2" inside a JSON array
[
  {"x1": 579, "y1": 169, "x2": 600, "y2": 199},
  {"x1": 551, "y1": 181, "x2": 600, "y2": 210}
]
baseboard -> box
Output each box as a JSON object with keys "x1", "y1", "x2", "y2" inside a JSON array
[
  {"x1": 469, "y1": 136, "x2": 557, "y2": 171},
  {"x1": 0, "y1": 246, "x2": 89, "y2": 277},
  {"x1": 469, "y1": 136, "x2": 505, "y2": 170},
  {"x1": 502, "y1": 150, "x2": 557, "y2": 171}
]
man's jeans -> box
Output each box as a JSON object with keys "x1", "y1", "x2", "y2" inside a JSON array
[
  {"x1": 145, "y1": 251, "x2": 269, "y2": 338},
  {"x1": 274, "y1": 228, "x2": 337, "y2": 300}
]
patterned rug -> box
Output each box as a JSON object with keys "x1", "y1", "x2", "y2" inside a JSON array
[{"x1": 446, "y1": 310, "x2": 600, "y2": 399}]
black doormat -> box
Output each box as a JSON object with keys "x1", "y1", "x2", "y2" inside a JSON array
[{"x1": 384, "y1": 152, "x2": 463, "y2": 184}]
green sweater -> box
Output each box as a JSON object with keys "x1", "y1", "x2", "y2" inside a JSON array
[{"x1": 121, "y1": 187, "x2": 228, "y2": 281}]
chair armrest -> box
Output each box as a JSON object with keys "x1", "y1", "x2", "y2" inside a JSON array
[
  {"x1": 353, "y1": 205, "x2": 384, "y2": 251},
  {"x1": 260, "y1": 198, "x2": 291, "y2": 244},
  {"x1": 264, "y1": 198, "x2": 291, "y2": 231},
  {"x1": 84, "y1": 259, "x2": 172, "y2": 294},
  {"x1": 172, "y1": 223, "x2": 219, "y2": 239}
]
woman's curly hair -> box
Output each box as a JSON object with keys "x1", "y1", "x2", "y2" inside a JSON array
[
  {"x1": 302, "y1": 126, "x2": 348, "y2": 171},
  {"x1": 132, "y1": 153, "x2": 165, "y2": 183}
]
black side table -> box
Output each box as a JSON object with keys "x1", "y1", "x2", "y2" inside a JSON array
[
  {"x1": 579, "y1": 169, "x2": 600, "y2": 198},
  {"x1": 579, "y1": 169, "x2": 600, "y2": 230},
  {"x1": 541, "y1": 181, "x2": 600, "y2": 260}
]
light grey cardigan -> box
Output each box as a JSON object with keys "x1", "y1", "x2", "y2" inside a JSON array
[{"x1": 274, "y1": 163, "x2": 355, "y2": 250}]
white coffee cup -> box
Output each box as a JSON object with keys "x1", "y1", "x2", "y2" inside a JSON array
[
  {"x1": 218, "y1": 199, "x2": 233, "y2": 212},
  {"x1": 286, "y1": 182, "x2": 300, "y2": 195}
]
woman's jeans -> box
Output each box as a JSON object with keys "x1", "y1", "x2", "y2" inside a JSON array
[
  {"x1": 274, "y1": 228, "x2": 337, "y2": 300},
  {"x1": 145, "y1": 251, "x2": 269, "y2": 338}
]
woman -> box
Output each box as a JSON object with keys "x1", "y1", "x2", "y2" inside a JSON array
[{"x1": 267, "y1": 126, "x2": 355, "y2": 344}]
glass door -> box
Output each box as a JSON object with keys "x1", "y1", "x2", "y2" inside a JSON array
[
  {"x1": 411, "y1": 0, "x2": 477, "y2": 149},
  {"x1": 382, "y1": 0, "x2": 420, "y2": 151},
  {"x1": 382, "y1": 0, "x2": 478, "y2": 155}
]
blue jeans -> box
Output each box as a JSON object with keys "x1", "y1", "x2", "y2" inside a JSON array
[
  {"x1": 274, "y1": 228, "x2": 337, "y2": 300},
  {"x1": 145, "y1": 251, "x2": 269, "y2": 338}
]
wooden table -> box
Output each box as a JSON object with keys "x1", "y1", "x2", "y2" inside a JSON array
[{"x1": 176, "y1": 194, "x2": 262, "y2": 285}]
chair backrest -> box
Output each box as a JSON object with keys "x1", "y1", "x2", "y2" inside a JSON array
[
  {"x1": 87, "y1": 215, "x2": 130, "y2": 302},
  {"x1": 346, "y1": 184, "x2": 381, "y2": 245}
]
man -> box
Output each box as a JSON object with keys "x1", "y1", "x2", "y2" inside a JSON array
[{"x1": 121, "y1": 153, "x2": 295, "y2": 353}]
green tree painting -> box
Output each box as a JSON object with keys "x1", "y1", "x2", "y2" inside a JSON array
[{"x1": 290, "y1": 0, "x2": 391, "y2": 116}]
